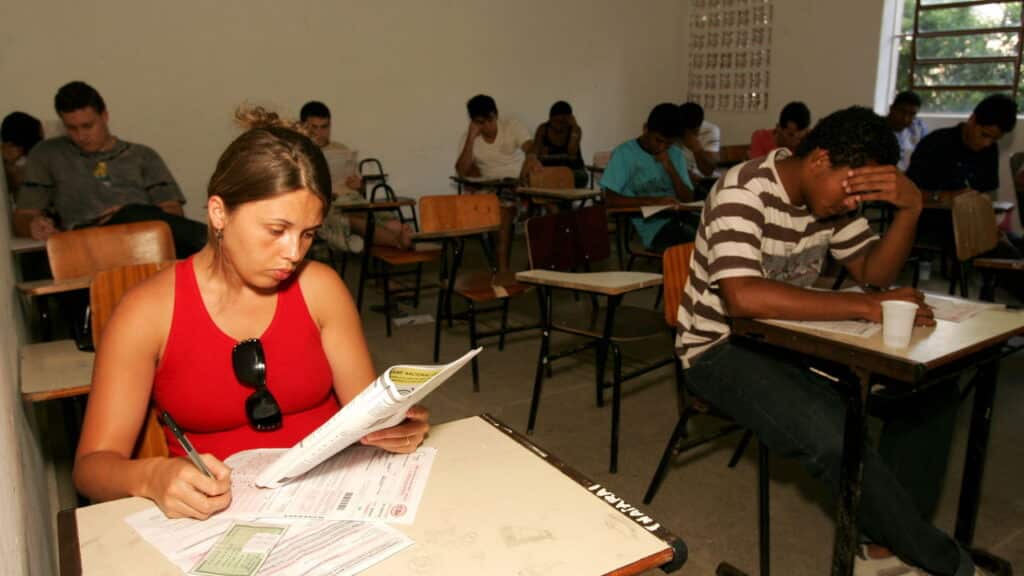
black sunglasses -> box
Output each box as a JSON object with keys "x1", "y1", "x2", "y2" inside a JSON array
[{"x1": 232, "y1": 338, "x2": 282, "y2": 431}]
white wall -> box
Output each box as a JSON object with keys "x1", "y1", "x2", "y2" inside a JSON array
[
  {"x1": 1, "y1": 0, "x2": 689, "y2": 221},
  {"x1": 0, "y1": 178, "x2": 56, "y2": 573},
  {"x1": 685, "y1": 0, "x2": 888, "y2": 147}
]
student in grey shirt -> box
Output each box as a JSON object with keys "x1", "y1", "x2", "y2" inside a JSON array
[{"x1": 14, "y1": 81, "x2": 205, "y2": 256}]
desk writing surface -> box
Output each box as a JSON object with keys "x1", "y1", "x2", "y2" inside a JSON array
[
  {"x1": 21, "y1": 340, "x2": 94, "y2": 401},
  {"x1": 11, "y1": 236, "x2": 46, "y2": 254},
  {"x1": 734, "y1": 307, "x2": 1024, "y2": 380},
  {"x1": 516, "y1": 270, "x2": 663, "y2": 295},
  {"x1": 66, "y1": 415, "x2": 681, "y2": 575},
  {"x1": 517, "y1": 187, "x2": 602, "y2": 201},
  {"x1": 16, "y1": 275, "x2": 91, "y2": 296}
]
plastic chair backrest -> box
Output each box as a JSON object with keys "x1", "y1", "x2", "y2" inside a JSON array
[
  {"x1": 358, "y1": 158, "x2": 385, "y2": 177},
  {"x1": 419, "y1": 194, "x2": 501, "y2": 235},
  {"x1": 718, "y1": 145, "x2": 750, "y2": 167},
  {"x1": 47, "y1": 220, "x2": 175, "y2": 280},
  {"x1": 524, "y1": 205, "x2": 611, "y2": 271},
  {"x1": 951, "y1": 191, "x2": 1000, "y2": 262},
  {"x1": 528, "y1": 166, "x2": 574, "y2": 189},
  {"x1": 661, "y1": 243, "x2": 695, "y2": 328},
  {"x1": 90, "y1": 261, "x2": 176, "y2": 459}
]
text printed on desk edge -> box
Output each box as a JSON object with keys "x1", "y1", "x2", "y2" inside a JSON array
[{"x1": 588, "y1": 484, "x2": 661, "y2": 532}]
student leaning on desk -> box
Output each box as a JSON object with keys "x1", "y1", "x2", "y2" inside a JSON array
[
  {"x1": 72, "y1": 108, "x2": 429, "y2": 520},
  {"x1": 677, "y1": 107, "x2": 1000, "y2": 575}
]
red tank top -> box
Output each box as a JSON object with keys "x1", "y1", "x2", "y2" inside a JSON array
[{"x1": 153, "y1": 258, "x2": 338, "y2": 460}]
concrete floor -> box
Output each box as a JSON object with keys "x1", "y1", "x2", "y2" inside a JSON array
[{"x1": 345, "y1": 243, "x2": 1023, "y2": 575}]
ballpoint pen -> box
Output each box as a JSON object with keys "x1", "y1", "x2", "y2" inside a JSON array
[{"x1": 160, "y1": 411, "x2": 214, "y2": 478}]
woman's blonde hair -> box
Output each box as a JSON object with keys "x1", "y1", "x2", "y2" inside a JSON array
[{"x1": 207, "y1": 106, "x2": 332, "y2": 221}]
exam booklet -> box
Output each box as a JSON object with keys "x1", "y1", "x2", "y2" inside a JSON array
[{"x1": 254, "y1": 347, "x2": 481, "y2": 488}]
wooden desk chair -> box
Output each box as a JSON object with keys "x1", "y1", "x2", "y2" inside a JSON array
[
  {"x1": 90, "y1": 261, "x2": 176, "y2": 459},
  {"x1": 422, "y1": 193, "x2": 532, "y2": 390},
  {"x1": 519, "y1": 205, "x2": 669, "y2": 473},
  {"x1": 44, "y1": 220, "x2": 175, "y2": 347},
  {"x1": 586, "y1": 150, "x2": 611, "y2": 189},
  {"x1": 643, "y1": 243, "x2": 770, "y2": 576},
  {"x1": 1010, "y1": 152, "x2": 1024, "y2": 230},
  {"x1": 524, "y1": 166, "x2": 576, "y2": 215},
  {"x1": 951, "y1": 190, "x2": 1022, "y2": 300},
  {"x1": 370, "y1": 239, "x2": 443, "y2": 338},
  {"x1": 47, "y1": 221, "x2": 175, "y2": 281}
]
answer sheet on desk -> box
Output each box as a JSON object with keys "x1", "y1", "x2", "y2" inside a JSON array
[
  {"x1": 223, "y1": 446, "x2": 436, "y2": 524},
  {"x1": 771, "y1": 318, "x2": 882, "y2": 338},
  {"x1": 924, "y1": 294, "x2": 1003, "y2": 323},
  {"x1": 125, "y1": 508, "x2": 412, "y2": 576}
]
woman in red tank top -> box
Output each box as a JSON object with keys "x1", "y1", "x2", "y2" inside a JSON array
[{"x1": 73, "y1": 109, "x2": 429, "y2": 520}]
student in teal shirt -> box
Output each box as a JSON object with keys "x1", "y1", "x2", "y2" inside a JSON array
[{"x1": 600, "y1": 103, "x2": 697, "y2": 252}]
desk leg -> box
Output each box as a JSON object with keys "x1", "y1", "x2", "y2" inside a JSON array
[
  {"x1": 356, "y1": 213, "x2": 377, "y2": 312},
  {"x1": 527, "y1": 287, "x2": 553, "y2": 434},
  {"x1": 595, "y1": 295, "x2": 620, "y2": 409},
  {"x1": 497, "y1": 201, "x2": 515, "y2": 275},
  {"x1": 832, "y1": 369, "x2": 871, "y2": 576},
  {"x1": 955, "y1": 359, "x2": 1000, "y2": 546}
]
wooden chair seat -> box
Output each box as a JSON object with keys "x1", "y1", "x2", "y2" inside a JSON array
[
  {"x1": 553, "y1": 305, "x2": 665, "y2": 342},
  {"x1": 371, "y1": 245, "x2": 442, "y2": 265},
  {"x1": 516, "y1": 269, "x2": 663, "y2": 296},
  {"x1": 451, "y1": 272, "x2": 532, "y2": 302},
  {"x1": 974, "y1": 258, "x2": 1024, "y2": 271}
]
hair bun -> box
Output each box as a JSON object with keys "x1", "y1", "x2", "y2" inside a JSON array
[{"x1": 234, "y1": 105, "x2": 312, "y2": 138}]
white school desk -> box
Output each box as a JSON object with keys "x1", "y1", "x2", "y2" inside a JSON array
[
  {"x1": 730, "y1": 305, "x2": 1024, "y2": 576},
  {"x1": 58, "y1": 414, "x2": 686, "y2": 575}
]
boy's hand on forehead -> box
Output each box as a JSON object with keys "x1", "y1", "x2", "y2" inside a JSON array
[{"x1": 841, "y1": 164, "x2": 922, "y2": 211}]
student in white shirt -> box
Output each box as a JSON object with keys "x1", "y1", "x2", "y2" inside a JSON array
[
  {"x1": 887, "y1": 91, "x2": 928, "y2": 172},
  {"x1": 678, "y1": 102, "x2": 721, "y2": 180},
  {"x1": 455, "y1": 94, "x2": 541, "y2": 180}
]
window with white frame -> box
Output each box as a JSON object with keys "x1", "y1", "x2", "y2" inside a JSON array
[{"x1": 883, "y1": 0, "x2": 1024, "y2": 113}]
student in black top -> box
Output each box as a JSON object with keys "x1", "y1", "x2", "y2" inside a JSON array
[
  {"x1": 908, "y1": 94, "x2": 1022, "y2": 298},
  {"x1": 531, "y1": 101, "x2": 586, "y2": 188},
  {"x1": 907, "y1": 94, "x2": 1016, "y2": 193}
]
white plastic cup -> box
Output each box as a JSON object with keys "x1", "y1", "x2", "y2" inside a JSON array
[{"x1": 881, "y1": 301, "x2": 918, "y2": 348}]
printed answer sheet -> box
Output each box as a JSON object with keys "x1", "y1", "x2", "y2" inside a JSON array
[
  {"x1": 125, "y1": 508, "x2": 411, "y2": 576},
  {"x1": 224, "y1": 446, "x2": 436, "y2": 524}
]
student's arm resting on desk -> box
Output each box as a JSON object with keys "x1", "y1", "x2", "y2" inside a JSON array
[
  {"x1": 300, "y1": 262, "x2": 429, "y2": 453},
  {"x1": 705, "y1": 179, "x2": 931, "y2": 325},
  {"x1": 73, "y1": 269, "x2": 233, "y2": 519}
]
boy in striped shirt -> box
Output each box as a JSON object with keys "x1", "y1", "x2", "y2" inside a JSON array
[{"x1": 677, "y1": 107, "x2": 988, "y2": 576}]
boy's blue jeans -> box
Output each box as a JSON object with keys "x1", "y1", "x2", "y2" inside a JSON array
[{"x1": 684, "y1": 341, "x2": 973, "y2": 575}]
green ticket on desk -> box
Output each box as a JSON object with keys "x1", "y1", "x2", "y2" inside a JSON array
[{"x1": 191, "y1": 522, "x2": 287, "y2": 576}]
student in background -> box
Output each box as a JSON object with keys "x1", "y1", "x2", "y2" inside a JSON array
[
  {"x1": 601, "y1": 103, "x2": 696, "y2": 252},
  {"x1": 73, "y1": 108, "x2": 429, "y2": 520},
  {"x1": 2, "y1": 111, "x2": 43, "y2": 196},
  {"x1": 888, "y1": 91, "x2": 928, "y2": 172},
  {"x1": 14, "y1": 81, "x2": 207, "y2": 257},
  {"x1": 300, "y1": 100, "x2": 412, "y2": 252},
  {"x1": 531, "y1": 100, "x2": 587, "y2": 187},
  {"x1": 677, "y1": 102, "x2": 721, "y2": 180},
  {"x1": 907, "y1": 94, "x2": 1016, "y2": 194},
  {"x1": 678, "y1": 106, "x2": 993, "y2": 576},
  {"x1": 455, "y1": 94, "x2": 540, "y2": 180},
  {"x1": 749, "y1": 101, "x2": 811, "y2": 158}
]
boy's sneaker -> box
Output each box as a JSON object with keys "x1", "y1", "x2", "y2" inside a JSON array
[{"x1": 854, "y1": 546, "x2": 927, "y2": 576}]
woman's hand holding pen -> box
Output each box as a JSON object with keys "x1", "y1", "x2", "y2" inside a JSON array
[
  {"x1": 841, "y1": 165, "x2": 923, "y2": 212},
  {"x1": 143, "y1": 454, "x2": 232, "y2": 520},
  {"x1": 360, "y1": 405, "x2": 431, "y2": 454}
]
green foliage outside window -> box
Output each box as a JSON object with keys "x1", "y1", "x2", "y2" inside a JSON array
[{"x1": 895, "y1": 0, "x2": 1023, "y2": 113}]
